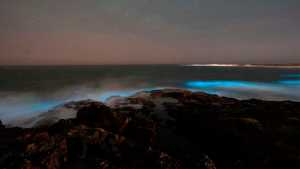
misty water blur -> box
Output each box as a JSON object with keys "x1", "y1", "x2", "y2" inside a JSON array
[{"x1": 0, "y1": 65, "x2": 300, "y2": 126}]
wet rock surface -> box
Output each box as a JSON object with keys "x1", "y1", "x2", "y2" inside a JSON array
[{"x1": 1, "y1": 89, "x2": 300, "y2": 169}]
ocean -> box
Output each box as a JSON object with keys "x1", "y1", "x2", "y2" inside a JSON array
[{"x1": 1, "y1": 65, "x2": 300, "y2": 125}]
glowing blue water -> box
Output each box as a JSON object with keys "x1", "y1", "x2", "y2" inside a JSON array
[
  {"x1": 31, "y1": 101, "x2": 61, "y2": 112},
  {"x1": 185, "y1": 80, "x2": 300, "y2": 101},
  {"x1": 282, "y1": 74, "x2": 300, "y2": 78},
  {"x1": 185, "y1": 81, "x2": 276, "y2": 90},
  {"x1": 278, "y1": 80, "x2": 300, "y2": 85},
  {"x1": 0, "y1": 65, "x2": 300, "y2": 126}
]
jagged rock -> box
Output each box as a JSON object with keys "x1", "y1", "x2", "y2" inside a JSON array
[
  {"x1": 1, "y1": 89, "x2": 300, "y2": 169},
  {"x1": 76, "y1": 102, "x2": 121, "y2": 131}
]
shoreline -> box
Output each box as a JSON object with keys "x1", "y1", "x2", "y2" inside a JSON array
[{"x1": 1, "y1": 88, "x2": 300, "y2": 168}]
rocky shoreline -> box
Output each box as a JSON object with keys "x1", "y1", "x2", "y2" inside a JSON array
[{"x1": 1, "y1": 89, "x2": 300, "y2": 169}]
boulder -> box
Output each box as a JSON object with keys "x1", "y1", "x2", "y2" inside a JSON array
[{"x1": 76, "y1": 101, "x2": 121, "y2": 131}]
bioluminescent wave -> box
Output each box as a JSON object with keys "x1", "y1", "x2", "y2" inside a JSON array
[
  {"x1": 1, "y1": 65, "x2": 300, "y2": 127},
  {"x1": 185, "y1": 81, "x2": 278, "y2": 90},
  {"x1": 282, "y1": 74, "x2": 300, "y2": 78},
  {"x1": 0, "y1": 87, "x2": 165, "y2": 126},
  {"x1": 278, "y1": 80, "x2": 300, "y2": 86},
  {"x1": 0, "y1": 97, "x2": 62, "y2": 125},
  {"x1": 29, "y1": 101, "x2": 62, "y2": 116},
  {"x1": 185, "y1": 80, "x2": 300, "y2": 101}
]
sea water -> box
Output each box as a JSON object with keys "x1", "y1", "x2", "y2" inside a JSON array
[{"x1": 0, "y1": 65, "x2": 300, "y2": 125}]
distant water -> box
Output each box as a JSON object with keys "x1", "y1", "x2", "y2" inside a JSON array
[{"x1": 0, "y1": 65, "x2": 300, "y2": 125}]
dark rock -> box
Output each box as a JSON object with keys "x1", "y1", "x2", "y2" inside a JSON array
[
  {"x1": 76, "y1": 102, "x2": 121, "y2": 131},
  {"x1": 0, "y1": 127, "x2": 24, "y2": 169},
  {"x1": 2, "y1": 89, "x2": 300, "y2": 169},
  {"x1": 0, "y1": 120, "x2": 4, "y2": 128}
]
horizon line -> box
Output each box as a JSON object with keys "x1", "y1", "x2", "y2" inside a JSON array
[{"x1": 1, "y1": 63, "x2": 300, "y2": 66}]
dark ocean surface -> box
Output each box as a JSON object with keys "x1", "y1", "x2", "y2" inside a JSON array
[{"x1": 1, "y1": 65, "x2": 300, "y2": 125}]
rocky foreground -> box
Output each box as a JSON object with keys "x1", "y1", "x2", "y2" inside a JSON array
[{"x1": 1, "y1": 89, "x2": 300, "y2": 169}]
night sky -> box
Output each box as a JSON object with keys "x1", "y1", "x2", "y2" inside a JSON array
[{"x1": 1, "y1": 0, "x2": 300, "y2": 65}]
